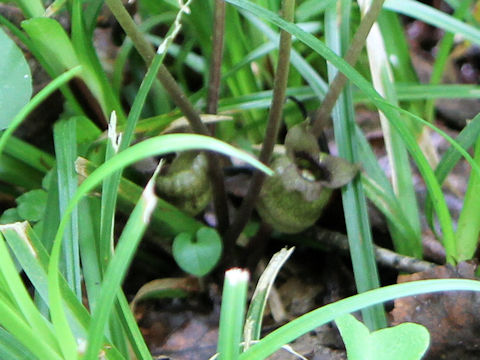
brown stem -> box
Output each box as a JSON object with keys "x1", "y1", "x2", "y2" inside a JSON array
[
  {"x1": 206, "y1": 0, "x2": 226, "y2": 115},
  {"x1": 205, "y1": 0, "x2": 230, "y2": 234},
  {"x1": 223, "y1": 0, "x2": 295, "y2": 261},
  {"x1": 105, "y1": 0, "x2": 230, "y2": 234},
  {"x1": 311, "y1": 0, "x2": 386, "y2": 137}
]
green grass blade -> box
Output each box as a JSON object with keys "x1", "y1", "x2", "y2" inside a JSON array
[
  {"x1": 54, "y1": 118, "x2": 82, "y2": 299},
  {"x1": 217, "y1": 269, "x2": 250, "y2": 360},
  {"x1": 361, "y1": 174, "x2": 420, "y2": 250},
  {"x1": 11, "y1": 0, "x2": 44, "y2": 18},
  {"x1": 224, "y1": 0, "x2": 456, "y2": 262},
  {"x1": 98, "y1": 3, "x2": 193, "y2": 304},
  {"x1": 0, "y1": 232, "x2": 62, "y2": 357},
  {"x1": 0, "y1": 327, "x2": 37, "y2": 360},
  {"x1": 424, "y1": 0, "x2": 473, "y2": 123},
  {"x1": 455, "y1": 136, "x2": 480, "y2": 261},
  {"x1": 0, "y1": 296, "x2": 62, "y2": 360},
  {"x1": 48, "y1": 134, "x2": 272, "y2": 360},
  {"x1": 78, "y1": 197, "x2": 103, "y2": 311},
  {"x1": 77, "y1": 157, "x2": 203, "y2": 238},
  {"x1": 83, "y1": 174, "x2": 159, "y2": 360},
  {"x1": 394, "y1": 84, "x2": 480, "y2": 100},
  {"x1": 359, "y1": 0, "x2": 422, "y2": 257},
  {"x1": 424, "y1": 114, "x2": 480, "y2": 229},
  {"x1": 0, "y1": 222, "x2": 126, "y2": 359},
  {"x1": 384, "y1": 0, "x2": 480, "y2": 46},
  {"x1": 244, "y1": 247, "x2": 294, "y2": 348},
  {"x1": 324, "y1": 1, "x2": 386, "y2": 329},
  {"x1": 115, "y1": 292, "x2": 153, "y2": 360},
  {"x1": 353, "y1": 126, "x2": 420, "y2": 254},
  {"x1": 242, "y1": 13, "x2": 328, "y2": 98},
  {"x1": 239, "y1": 279, "x2": 480, "y2": 360},
  {"x1": 4, "y1": 136, "x2": 54, "y2": 173},
  {"x1": 71, "y1": 0, "x2": 126, "y2": 123},
  {"x1": 0, "y1": 155, "x2": 44, "y2": 190}
]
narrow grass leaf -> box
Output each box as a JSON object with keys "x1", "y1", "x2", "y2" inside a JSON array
[
  {"x1": 243, "y1": 13, "x2": 328, "y2": 98},
  {"x1": 244, "y1": 247, "x2": 294, "y2": 348},
  {"x1": 0, "y1": 231, "x2": 62, "y2": 356},
  {"x1": 48, "y1": 134, "x2": 272, "y2": 360},
  {"x1": 384, "y1": 0, "x2": 480, "y2": 46},
  {"x1": 359, "y1": 0, "x2": 422, "y2": 257},
  {"x1": 54, "y1": 118, "x2": 81, "y2": 299},
  {"x1": 455, "y1": 137, "x2": 480, "y2": 261},
  {"x1": 239, "y1": 279, "x2": 480, "y2": 360},
  {"x1": 0, "y1": 326, "x2": 37, "y2": 360},
  {"x1": 223, "y1": 0, "x2": 456, "y2": 261},
  {"x1": 0, "y1": 222, "x2": 126, "y2": 359},
  {"x1": 115, "y1": 292, "x2": 153, "y2": 360},
  {"x1": 424, "y1": 0, "x2": 473, "y2": 123},
  {"x1": 99, "y1": 1, "x2": 191, "y2": 278},
  {"x1": 77, "y1": 157, "x2": 203, "y2": 238},
  {"x1": 324, "y1": 1, "x2": 386, "y2": 329},
  {"x1": 0, "y1": 297, "x2": 62, "y2": 360},
  {"x1": 425, "y1": 114, "x2": 480, "y2": 229},
  {"x1": 11, "y1": 0, "x2": 44, "y2": 18},
  {"x1": 4, "y1": 136, "x2": 54, "y2": 173},
  {"x1": 217, "y1": 269, "x2": 250, "y2": 360},
  {"x1": 84, "y1": 170, "x2": 159, "y2": 360},
  {"x1": 21, "y1": 18, "x2": 79, "y2": 73}
]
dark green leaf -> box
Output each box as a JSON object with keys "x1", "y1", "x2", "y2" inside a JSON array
[{"x1": 16, "y1": 189, "x2": 48, "y2": 222}]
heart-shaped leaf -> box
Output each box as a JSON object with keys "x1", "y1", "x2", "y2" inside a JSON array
[
  {"x1": 0, "y1": 27, "x2": 32, "y2": 129},
  {"x1": 172, "y1": 227, "x2": 222, "y2": 277},
  {"x1": 336, "y1": 314, "x2": 430, "y2": 360}
]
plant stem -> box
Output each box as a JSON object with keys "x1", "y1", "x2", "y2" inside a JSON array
[
  {"x1": 207, "y1": 0, "x2": 226, "y2": 115},
  {"x1": 223, "y1": 0, "x2": 295, "y2": 260},
  {"x1": 206, "y1": 0, "x2": 230, "y2": 235},
  {"x1": 311, "y1": 0, "x2": 385, "y2": 137},
  {"x1": 104, "y1": 0, "x2": 230, "y2": 234}
]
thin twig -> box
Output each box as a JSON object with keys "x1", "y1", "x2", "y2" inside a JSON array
[
  {"x1": 311, "y1": 0, "x2": 386, "y2": 138},
  {"x1": 293, "y1": 227, "x2": 436, "y2": 274},
  {"x1": 105, "y1": 0, "x2": 230, "y2": 234},
  {"x1": 223, "y1": 0, "x2": 295, "y2": 262}
]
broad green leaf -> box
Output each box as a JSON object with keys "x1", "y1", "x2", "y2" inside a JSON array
[
  {"x1": 16, "y1": 189, "x2": 48, "y2": 222},
  {"x1": 22, "y1": 18, "x2": 79, "y2": 74},
  {"x1": 0, "y1": 209, "x2": 22, "y2": 225},
  {"x1": 0, "y1": 28, "x2": 32, "y2": 129},
  {"x1": 172, "y1": 227, "x2": 222, "y2": 277},
  {"x1": 336, "y1": 314, "x2": 430, "y2": 360}
]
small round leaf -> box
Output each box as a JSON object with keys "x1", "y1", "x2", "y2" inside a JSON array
[{"x1": 172, "y1": 227, "x2": 222, "y2": 277}]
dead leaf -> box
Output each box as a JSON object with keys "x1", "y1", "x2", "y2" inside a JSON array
[{"x1": 391, "y1": 263, "x2": 480, "y2": 359}]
